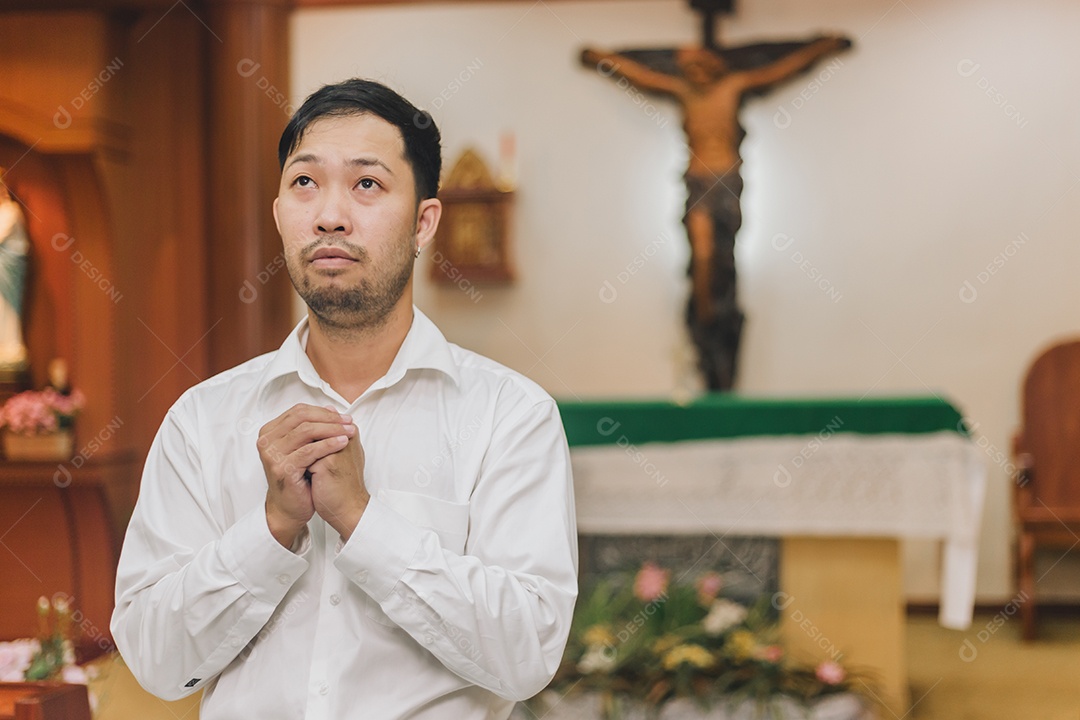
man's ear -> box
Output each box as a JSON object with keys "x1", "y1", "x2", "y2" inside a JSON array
[
  {"x1": 272, "y1": 196, "x2": 281, "y2": 235},
  {"x1": 415, "y1": 198, "x2": 442, "y2": 252}
]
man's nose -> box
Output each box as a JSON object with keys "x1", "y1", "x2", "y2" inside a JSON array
[{"x1": 315, "y1": 189, "x2": 351, "y2": 234}]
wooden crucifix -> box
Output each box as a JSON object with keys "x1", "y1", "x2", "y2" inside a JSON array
[{"x1": 581, "y1": 2, "x2": 852, "y2": 390}]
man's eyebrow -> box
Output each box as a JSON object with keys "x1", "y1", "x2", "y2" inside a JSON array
[
  {"x1": 347, "y1": 157, "x2": 394, "y2": 175},
  {"x1": 284, "y1": 153, "x2": 320, "y2": 171}
]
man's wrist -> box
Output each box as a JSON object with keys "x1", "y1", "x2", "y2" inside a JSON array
[
  {"x1": 266, "y1": 503, "x2": 307, "y2": 549},
  {"x1": 327, "y1": 497, "x2": 369, "y2": 544}
]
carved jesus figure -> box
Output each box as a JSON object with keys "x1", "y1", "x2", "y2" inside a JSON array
[{"x1": 582, "y1": 36, "x2": 851, "y2": 390}]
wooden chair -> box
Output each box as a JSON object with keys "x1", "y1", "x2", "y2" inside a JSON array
[{"x1": 1012, "y1": 339, "x2": 1080, "y2": 641}]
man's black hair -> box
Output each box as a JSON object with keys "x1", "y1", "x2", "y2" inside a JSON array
[{"x1": 278, "y1": 78, "x2": 441, "y2": 202}]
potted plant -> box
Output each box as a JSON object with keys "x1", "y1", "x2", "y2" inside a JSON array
[{"x1": 0, "y1": 387, "x2": 85, "y2": 461}]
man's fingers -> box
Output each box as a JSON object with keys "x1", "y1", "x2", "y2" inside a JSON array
[
  {"x1": 280, "y1": 420, "x2": 354, "y2": 454},
  {"x1": 292, "y1": 435, "x2": 350, "y2": 470},
  {"x1": 259, "y1": 404, "x2": 350, "y2": 443}
]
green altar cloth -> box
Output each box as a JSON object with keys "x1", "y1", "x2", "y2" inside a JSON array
[{"x1": 556, "y1": 395, "x2": 966, "y2": 448}]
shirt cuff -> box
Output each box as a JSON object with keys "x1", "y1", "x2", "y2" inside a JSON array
[
  {"x1": 333, "y1": 495, "x2": 423, "y2": 602},
  {"x1": 218, "y1": 505, "x2": 310, "y2": 605}
]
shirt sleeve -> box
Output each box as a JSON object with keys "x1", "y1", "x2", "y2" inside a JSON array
[
  {"x1": 110, "y1": 405, "x2": 311, "y2": 701},
  {"x1": 333, "y1": 397, "x2": 578, "y2": 701}
]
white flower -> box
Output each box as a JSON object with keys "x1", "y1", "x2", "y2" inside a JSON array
[
  {"x1": 576, "y1": 644, "x2": 617, "y2": 674},
  {"x1": 0, "y1": 639, "x2": 39, "y2": 682},
  {"x1": 61, "y1": 664, "x2": 89, "y2": 684},
  {"x1": 703, "y1": 598, "x2": 747, "y2": 636}
]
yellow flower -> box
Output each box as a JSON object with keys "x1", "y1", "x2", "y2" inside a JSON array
[
  {"x1": 583, "y1": 624, "x2": 616, "y2": 648},
  {"x1": 651, "y1": 634, "x2": 681, "y2": 655},
  {"x1": 662, "y1": 644, "x2": 715, "y2": 670},
  {"x1": 725, "y1": 630, "x2": 758, "y2": 661}
]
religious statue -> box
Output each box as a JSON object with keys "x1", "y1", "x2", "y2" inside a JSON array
[
  {"x1": 0, "y1": 171, "x2": 30, "y2": 373},
  {"x1": 581, "y1": 15, "x2": 852, "y2": 390}
]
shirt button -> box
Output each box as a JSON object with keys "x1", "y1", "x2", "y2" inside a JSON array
[
  {"x1": 319, "y1": 683, "x2": 329, "y2": 696},
  {"x1": 356, "y1": 570, "x2": 368, "y2": 584},
  {"x1": 276, "y1": 574, "x2": 290, "y2": 585},
  {"x1": 329, "y1": 594, "x2": 341, "y2": 606},
  {"x1": 424, "y1": 634, "x2": 434, "y2": 645}
]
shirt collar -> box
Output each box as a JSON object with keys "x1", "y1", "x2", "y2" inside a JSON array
[{"x1": 259, "y1": 306, "x2": 460, "y2": 400}]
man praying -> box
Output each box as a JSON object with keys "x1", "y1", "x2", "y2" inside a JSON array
[{"x1": 111, "y1": 78, "x2": 578, "y2": 720}]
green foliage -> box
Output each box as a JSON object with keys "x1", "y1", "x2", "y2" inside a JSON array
[
  {"x1": 25, "y1": 635, "x2": 66, "y2": 681},
  {"x1": 549, "y1": 564, "x2": 870, "y2": 718}
]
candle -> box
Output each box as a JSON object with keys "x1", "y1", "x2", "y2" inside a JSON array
[{"x1": 497, "y1": 132, "x2": 516, "y2": 192}]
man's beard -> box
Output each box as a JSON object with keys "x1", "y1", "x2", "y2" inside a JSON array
[{"x1": 287, "y1": 237, "x2": 414, "y2": 333}]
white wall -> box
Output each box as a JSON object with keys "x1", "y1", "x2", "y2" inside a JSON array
[{"x1": 291, "y1": 0, "x2": 1080, "y2": 603}]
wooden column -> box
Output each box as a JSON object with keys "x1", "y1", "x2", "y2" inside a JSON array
[{"x1": 205, "y1": 0, "x2": 295, "y2": 374}]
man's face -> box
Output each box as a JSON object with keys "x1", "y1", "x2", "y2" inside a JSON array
[
  {"x1": 274, "y1": 113, "x2": 439, "y2": 332},
  {"x1": 677, "y1": 49, "x2": 727, "y2": 87}
]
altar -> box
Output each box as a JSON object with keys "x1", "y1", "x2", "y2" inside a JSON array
[{"x1": 557, "y1": 395, "x2": 987, "y2": 715}]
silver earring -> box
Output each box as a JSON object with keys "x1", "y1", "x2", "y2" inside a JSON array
[{"x1": 414, "y1": 248, "x2": 421, "y2": 258}]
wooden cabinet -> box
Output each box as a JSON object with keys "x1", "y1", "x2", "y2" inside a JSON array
[
  {"x1": 0, "y1": 455, "x2": 137, "y2": 651},
  {"x1": 0, "y1": 683, "x2": 91, "y2": 720}
]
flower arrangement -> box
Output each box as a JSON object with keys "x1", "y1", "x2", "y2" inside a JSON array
[
  {"x1": 545, "y1": 562, "x2": 870, "y2": 718},
  {"x1": 0, "y1": 595, "x2": 88, "y2": 684},
  {"x1": 0, "y1": 388, "x2": 85, "y2": 436}
]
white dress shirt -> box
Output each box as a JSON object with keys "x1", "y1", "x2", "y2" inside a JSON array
[{"x1": 111, "y1": 307, "x2": 578, "y2": 720}]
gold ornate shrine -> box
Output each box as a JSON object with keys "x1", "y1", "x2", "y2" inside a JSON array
[{"x1": 430, "y1": 148, "x2": 515, "y2": 284}]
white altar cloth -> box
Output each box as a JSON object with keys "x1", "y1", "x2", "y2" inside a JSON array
[{"x1": 569, "y1": 431, "x2": 987, "y2": 630}]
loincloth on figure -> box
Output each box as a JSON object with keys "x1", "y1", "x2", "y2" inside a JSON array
[{"x1": 683, "y1": 170, "x2": 744, "y2": 241}]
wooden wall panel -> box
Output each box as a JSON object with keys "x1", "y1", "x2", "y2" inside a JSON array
[
  {"x1": 0, "y1": 0, "x2": 294, "y2": 644},
  {"x1": 206, "y1": 0, "x2": 295, "y2": 374},
  {"x1": 0, "y1": 12, "x2": 125, "y2": 154},
  {"x1": 101, "y1": 8, "x2": 210, "y2": 462},
  {"x1": 0, "y1": 487, "x2": 77, "y2": 643}
]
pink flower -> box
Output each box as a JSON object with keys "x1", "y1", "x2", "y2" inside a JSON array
[
  {"x1": 633, "y1": 562, "x2": 670, "y2": 603},
  {"x1": 816, "y1": 660, "x2": 846, "y2": 685},
  {"x1": 755, "y1": 644, "x2": 784, "y2": 663},
  {"x1": 0, "y1": 389, "x2": 83, "y2": 435},
  {"x1": 695, "y1": 572, "x2": 723, "y2": 606}
]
